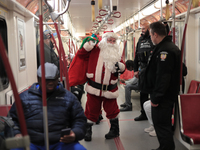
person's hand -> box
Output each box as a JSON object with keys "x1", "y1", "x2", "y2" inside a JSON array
[
  {"x1": 82, "y1": 37, "x2": 96, "y2": 51},
  {"x1": 151, "y1": 101, "x2": 159, "y2": 107},
  {"x1": 120, "y1": 79, "x2": 125, "y2": 83},
  {"x1": 115, "y1": 62, "x2": 125, "y2": 73},
  {"x1": 60, "y1": 130, "x2": 76, "y2": 143},
  {"x1": 134, "y1": 71, "x2": 139, "y2": 78},
  {"x1": 15, "y1": 134, "x2": 22, "y2": 137}
]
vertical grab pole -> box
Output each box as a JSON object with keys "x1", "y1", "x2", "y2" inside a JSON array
[
  {"x1": 39, "y1": 1, "x2": 49, "y2": 150},
  {"x1": 133, "y1": 16, "x2": 136, "y2": 58},
  {"x1": 172, "y1": 0, "x2": 176, "y2": 43},
  {"x1": 50, "y1": 33, "x2": 60, "y2": 54},
  {"x1": 122, "y1": 41, "x2": 127, "y2": 62},
  {"x1": 179, "y1": 0, "x2": 192, "y2": 94},
  {"x1": 160, "y1": 0, "x2": 163, "y2": 20},
  {"x1": 0, "y1": 36, "x2": 30, "y2": 149},
  {"x1": 54, "y1": 23, "x2": 70, "y2": 90}
]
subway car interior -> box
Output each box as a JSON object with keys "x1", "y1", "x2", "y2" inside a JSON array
[{"x1": 0, "y1": 0, "x2": 200, "y2": 150}]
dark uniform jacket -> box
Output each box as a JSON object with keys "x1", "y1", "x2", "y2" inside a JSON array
[
  {"x1": 133, "y1": 32, "x2": 154, "y2": 71},
  {"x1": 143, "y1": 36, "x2": 180, "y2": 104},
  {"x1": 8, "y1": 83, "x2": 87, "y2": 145}
]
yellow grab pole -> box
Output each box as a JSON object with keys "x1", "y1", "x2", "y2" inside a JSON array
[
  {"x1": 91, "y1": 0, "x2": 95, "y2": 22},
  {"x1": 98, "y1": 0, "x2": 102, "y2": 9}
]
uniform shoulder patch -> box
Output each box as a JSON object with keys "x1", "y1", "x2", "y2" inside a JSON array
[{"x1": 160, "y1": 51, "x2": 168, "y2": 61}]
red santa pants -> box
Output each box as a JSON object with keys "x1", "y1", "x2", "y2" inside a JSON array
[{"x1": 85, "y1": 93, "x2": 120, "y2": 122}]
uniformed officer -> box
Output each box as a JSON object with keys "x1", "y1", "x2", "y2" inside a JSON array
[
  {"x1": 144, "y1": 21, "x2": 180, "y2": 150},
  {"x1": 132, "y1": 22, "x2": 154, "y2": 119}
]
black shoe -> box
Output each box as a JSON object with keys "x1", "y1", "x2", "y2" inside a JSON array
[
  {"x1": 134, "y1": 114, "x2": 147, "y2": 121},
  {"x1": 120, "y1": 103, "x2": 126, "y2": 107},
  {"x1": 96, "y1": 114, "x2": 103, "y2": 124},
  {"x1": 120, "y1": 105, "x2": 132, "y2": 111},
  {"x1": 84, "y1": 123, "x2": 93, "y2": 141}
]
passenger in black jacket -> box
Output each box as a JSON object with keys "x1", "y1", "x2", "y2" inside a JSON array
[
  {"x1": 132, "y1": 22, "x2": 154, "y2": 120},
  {"x1": 144, "y1": 21, "x2": 180, "y2": 150},
  {"x1": 8, "y1": 63, "x2": 87, "y2": 150}
]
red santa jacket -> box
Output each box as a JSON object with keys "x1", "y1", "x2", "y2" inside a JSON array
[{"x1": 69, "y1": 45, "x2": 125, "y2": 99}]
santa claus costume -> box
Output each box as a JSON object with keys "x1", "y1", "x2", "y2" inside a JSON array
[{"x1": 69, "y1": 31, "x2": 125, "y2": 141}]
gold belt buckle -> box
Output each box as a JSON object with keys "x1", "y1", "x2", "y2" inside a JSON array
[{"x1": 102, "y1": 84, "x2": 108, "y2": 91}]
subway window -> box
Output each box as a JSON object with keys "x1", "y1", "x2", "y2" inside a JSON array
[{"x1": 0, "y1": 18, "x2": 9, "y2": 91}]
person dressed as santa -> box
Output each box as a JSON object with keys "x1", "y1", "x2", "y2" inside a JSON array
[{"x1": 69, "y1": 31, "x2": 125, "y2": 141}]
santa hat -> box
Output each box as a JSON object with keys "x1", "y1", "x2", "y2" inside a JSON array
[{"x1": 102, "y1": 31, "x2": 118, "y2": 40}]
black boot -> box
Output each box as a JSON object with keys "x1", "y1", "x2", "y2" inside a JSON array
[
  {"x1": 84, "y1": 123, "x2": 93, "y2": 141},
  {"x1": 96, "y1": 114, "x2": 103, "y2": 124},
  {"x1": 105, "y1": 118, "x2": 119, "y2": 139}
]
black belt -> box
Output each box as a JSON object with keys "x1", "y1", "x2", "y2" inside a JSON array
[{"x1": 88, "y1": 79, "x2": 117, "y2": 91}]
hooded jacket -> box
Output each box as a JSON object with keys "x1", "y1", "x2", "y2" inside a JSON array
[{"x1": 8, "y1": 83, "x2": 86, "y2": 145}]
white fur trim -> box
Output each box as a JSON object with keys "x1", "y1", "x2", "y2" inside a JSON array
[
  {"x1": 110, "y1": 79, "x2": 118, "y2": 84},
  {"x1": 102, "y1": 89, "x2": 119, "y2": 99},
  {"x1": 85, "y1": 83, "x2": 100, "y2": 96},
  {"x1": 118, "y1": 62, "x2": 125, "y2": 72},
  {"x1": 85, "y1": 83, "x2": 119, "y2": 99},
  {"x1": 103, "y1": 67, "x2": 111, "y2": 85},
  {"x1": 102, "y1": 32, "x2": 118, "y2": 40},
  {"x1": 86, "y1": 73, "x2": 94, "y2": 78},
  {"x1": 83, "y1": 42, "x2": 94, "y2": 51},
  {"x1": 87, "y1": 119, "x2": 95, "y2": 124},
  {"x1": 95, "y1": 54, "x2": 104, "y2": 82}
]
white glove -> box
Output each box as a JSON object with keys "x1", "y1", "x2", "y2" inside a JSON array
[{"x1": 83, "y1": 41, "x2": 96, "y2": 52}]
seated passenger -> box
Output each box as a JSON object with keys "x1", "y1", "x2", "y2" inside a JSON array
[
  {"x1": 120, "y1": 60, "x2": 139, "y2": 111},
  {"x1": 7, "y1": 63, "x2": 86, "y2": 150}
]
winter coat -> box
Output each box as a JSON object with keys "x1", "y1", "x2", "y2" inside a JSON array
[{"x1": 8, "y1": 83, "x2": 86, "y2": 145}]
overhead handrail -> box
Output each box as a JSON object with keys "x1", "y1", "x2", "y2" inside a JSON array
[
  {"x1": 101, "y1": 25, "x2": 108, "y2": 30},
  {"x1": 99, "y1": 9, "x2": 108, "y2": 16},
  {"x1": 44, "y1": 0, "x2": 71, "y2": 22},
  {"x1": 112, "y1": 11, "x2": 121, "y2": 18},
  {"x1": 0, "y1": 36, "x2": 30, "y2": 150},
  {"x1": 107, "y1": 19, "x2": 114, "y2": 25},
  {"x1": 96, "y1": 16, "x2": 103, "y2": 22}
]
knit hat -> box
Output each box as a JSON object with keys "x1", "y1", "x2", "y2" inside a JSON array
[{"x1": 37, "y1": 63, "x2": 59, "y2": 79}]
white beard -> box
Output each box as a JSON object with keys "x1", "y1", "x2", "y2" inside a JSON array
[{"x1": 98, "y1": 38, "x2": 121, "y2": 73}]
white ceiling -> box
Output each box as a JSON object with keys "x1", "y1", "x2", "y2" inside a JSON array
[{"x1": 68, "y1": 0, "x2": 156, "y2": 36}]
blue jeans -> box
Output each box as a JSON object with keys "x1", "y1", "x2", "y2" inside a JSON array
[{"x1": 11, "y1": 142, "x2": 86, "y2": 150}]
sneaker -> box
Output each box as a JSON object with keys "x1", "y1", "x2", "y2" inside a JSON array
[
  {"x1": 149, "y1": 130, "x2": 157, "y2": 137},
  {"x1": 144, "y1": 126, "x2": 154, "y2": 133}
]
